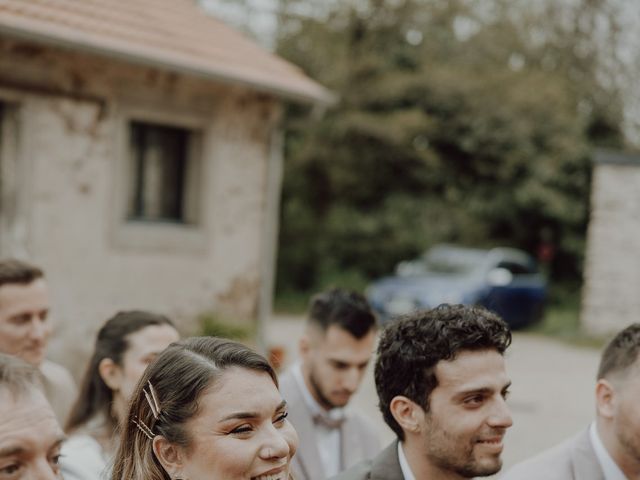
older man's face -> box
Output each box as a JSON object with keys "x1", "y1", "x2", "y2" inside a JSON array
[
  {"x1": 0, "y1": 388, "x2": 64, "y2": 479},
  {"x1": 0, "y1": 279, "x2": 51, "y2": 366}
]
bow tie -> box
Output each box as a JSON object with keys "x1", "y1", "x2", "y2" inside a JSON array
[{"x1": 313, "y1": 412, "x2": 345, "y2": 430}]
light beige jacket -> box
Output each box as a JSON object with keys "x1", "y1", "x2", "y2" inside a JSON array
[
  {"x1": 500, "y1": 428, "x2": 605, "y2": 480},
  {"x1": 279, "y1": 368, "x2": 381, "y2": 480}
]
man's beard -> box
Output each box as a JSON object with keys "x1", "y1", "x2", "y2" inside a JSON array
[
  {"x1": 431, "y1": 453, "x2": 503, "y2": 479},
  {"x1": 308, "y1": 366, "x2": 339, "y2": 410},
  {"x1": 425, "y1": 416, "x2": 504, "y2": 478}
]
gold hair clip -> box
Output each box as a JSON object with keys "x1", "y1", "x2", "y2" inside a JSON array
[
  {"x1": 143, "y1": 380, "x2": 162, "y2": 420},
  {"x1": 132, "y1": 417, "x2": 155, "y2": 440}
]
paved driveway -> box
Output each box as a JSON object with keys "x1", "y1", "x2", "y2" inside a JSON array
[{"x1": 267, "y1": 315, "x2": 600, "y2": 473}]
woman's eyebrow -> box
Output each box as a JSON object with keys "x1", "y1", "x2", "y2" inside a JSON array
[{"x1": 219, "y1": 400, "x2": 287, "y2": 421}]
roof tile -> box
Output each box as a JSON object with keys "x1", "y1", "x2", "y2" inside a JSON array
[{"x1": 0, "y1": 0, "x2": 332, "y2": 104}]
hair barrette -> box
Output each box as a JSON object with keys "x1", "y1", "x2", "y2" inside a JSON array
[
  {"x1": 143, "y1": 380, "x2": 162, "y2": 420},
  {"x1": 132, "y1": 416, "x2": 155, "y2": 440}
]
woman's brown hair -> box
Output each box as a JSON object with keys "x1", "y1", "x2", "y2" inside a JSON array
[
  {"x1": 66, "y1": 310, "x2": 175, "y2": 434},
  {"x1": 111, "y1": 336, "x2": 278, "y2": 480}
]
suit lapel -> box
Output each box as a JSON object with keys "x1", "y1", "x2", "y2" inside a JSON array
[
  {"x1": 570, "y1": 429, "x2": 605, "y2": 480},
  {"x1": 281, "y1": 371, "x2": 326, "y2": 479},
  {"x1": 340, "y1": 416, "x2": 362, "y2": 470},
  {"x1": 370, "y1": 442, "x2": 404, "y2": 480}
]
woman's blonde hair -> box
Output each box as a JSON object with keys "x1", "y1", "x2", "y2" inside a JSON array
[{"x1": 111, "y1": 336, "x2": 277, "y2": 480}]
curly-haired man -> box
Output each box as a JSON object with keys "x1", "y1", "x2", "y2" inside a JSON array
[{"x1": 332, "y1": 304, "x2": 513, "y2": 480}]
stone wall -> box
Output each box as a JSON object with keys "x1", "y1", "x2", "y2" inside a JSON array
[
  {"x1": 581, "y1": 151, "x2": 640, "y2": 335},
  {"x1": 0, "y1": 39, "x2": 281, "y2": 375}
]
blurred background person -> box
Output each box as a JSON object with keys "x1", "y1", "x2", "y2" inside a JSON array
[
  {"x1": 279, "y1": 288, "x2": 380, "y2": 480},
  {"x1": 0, "y1": 258, "x2": 76, "y2": 424},
  {"x1": 502, "y1": 323, "x2": 640, "y2": 480},
  {"x1": 61, "y1": 311, "x2": 179, "y2": 480},
  {"x1": 0, "y1": 352, "x2": 65, "y2": 479},
  {"x1": 111, "y1": 336, "x2": 298, "y2": 480}
]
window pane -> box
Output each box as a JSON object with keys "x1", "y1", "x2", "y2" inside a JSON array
[{"x1": 128, "y1": 121, "x2": 190, "y2": 222}]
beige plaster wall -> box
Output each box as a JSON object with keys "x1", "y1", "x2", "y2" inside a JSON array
[
  {"x1": 0, "y1": 39, "x2": 280, "y2": 374},
  {"x1": 581, "y1": 162, "x2": 640, "y2": 335}
]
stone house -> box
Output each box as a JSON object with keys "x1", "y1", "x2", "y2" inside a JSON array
[
  {"x1": 582, "y1": 149, "x2": 640, "y2": 335},
  {"x1": 0, "y1": 0, "x2": 330, "y2": 372}
]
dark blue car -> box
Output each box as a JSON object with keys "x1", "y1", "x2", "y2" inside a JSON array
[{"x1": 366, "y1": 244, "x2": 547, "y2": 329}]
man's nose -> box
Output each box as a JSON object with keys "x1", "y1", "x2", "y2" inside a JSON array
[
  {"x1": 29, "y1": 317, "x2": 48, "y2": 341},
  {"x1": 342, "y1": 368, "x2": 361, "y2": 392},
  {"x1": 31, "y1": 458, "x2": 61, "y2": 480},
  {"x1": 488, "y1": 396, "x2": 513, "y2": 429}
]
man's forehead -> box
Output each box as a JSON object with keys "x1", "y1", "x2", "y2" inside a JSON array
[
  {"x1": 0, "y1": 279, "x2": 49, "y2": 310},
  {"x1": 316, "y1": 324, "x2": 375, "y2": 347},
  {"x1": 434, "y1": 349, "x2": 508, "y2": 390},
  {"x1": 0, "y1": 388, "x2": 53, "y2": 419},
  {"x1": 0, "y1": 391, "x2": 62, "y2": 443}
]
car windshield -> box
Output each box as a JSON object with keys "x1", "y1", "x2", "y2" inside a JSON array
[
  {"x1": 397, "y1": 246, "x2": 487, "y2": 276},
  {"x1": 422, "y1": 248, "x2": 486, "y2": 274}
]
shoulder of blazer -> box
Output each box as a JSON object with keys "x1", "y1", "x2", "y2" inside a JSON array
[{"x1": 501, "y1": 428, "x2": 603, "y2": 480}]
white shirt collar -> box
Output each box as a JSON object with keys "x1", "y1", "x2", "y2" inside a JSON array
[
  {"x1": 590, "y1": 422, "x2": 628, "y2": 480},
  {"x1": 292, "y1": 363, "x2": 343, "y2": 477},
  {"x1": 291, "y1": 363, "x2": 345, "y2": 421},
  {"x1": 398, "y1": 442, "x2": 416, "y2": 480}
]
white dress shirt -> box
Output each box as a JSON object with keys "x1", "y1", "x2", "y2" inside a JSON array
[
  {"x1": 398, "y1": 442, "x2": 416, "y2": 480},
  {"x1": 292, "y1": 363, "x2": 345, "y2": 477},
  {"x1": 590, "y1": 422, "x2": 628, "y2": 480}
]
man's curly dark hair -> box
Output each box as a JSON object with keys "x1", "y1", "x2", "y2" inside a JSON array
[{"x1": 375, "y1": 304, "x2": 512, "y2": 440}]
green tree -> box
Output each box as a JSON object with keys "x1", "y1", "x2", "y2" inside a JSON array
[{"x1": 275, "y1": 0, "x2": 626, "y2": 295}]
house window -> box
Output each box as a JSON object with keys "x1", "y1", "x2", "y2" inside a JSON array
[{"x1": 127, "y1": 121, "x2": 200, "y2": 224}]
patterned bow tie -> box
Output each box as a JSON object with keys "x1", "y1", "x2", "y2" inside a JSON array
[{"x1": 313, "y1": 412, "x2": 345, "y2": 430}]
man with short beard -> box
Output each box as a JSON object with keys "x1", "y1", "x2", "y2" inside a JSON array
[
  {"x1": 279, "y1": 288, "x2": 380, "y2": 480},
  {"x1": 502, "y1": 323, "x2": 640, "y2": 480},
  {"x1": 332, "y1": 304, "x2": 513, "y2": 480}
]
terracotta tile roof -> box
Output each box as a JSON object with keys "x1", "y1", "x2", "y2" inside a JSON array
[{"x1": 0, "y1": 0, "x2": 333, "y2": 104}]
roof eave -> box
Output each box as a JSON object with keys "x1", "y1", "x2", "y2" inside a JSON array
[{"x1": 0, "y1": 23, "x2": 336, "y2": 107}]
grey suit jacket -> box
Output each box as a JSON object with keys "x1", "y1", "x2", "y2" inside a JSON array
[
  {"x1": 279, "y1": 368, "x2": 381, "y2": 480},
  {"x1": 500, "y1": 428, "x2": 605, "y2": 480},
  {"x1": 330, "y1": 442, "x2": 403, "y2": 480}
]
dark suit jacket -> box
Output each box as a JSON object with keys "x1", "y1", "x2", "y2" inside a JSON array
[
  {"x1": 500, "y1": 428, "x2": 605, "y2": 480},
  {"x1": 329, "y1": 442, "x2": 404, "y2": 480}
]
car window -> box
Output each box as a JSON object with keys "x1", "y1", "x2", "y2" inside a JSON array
[
  {"x1": 496, "y1": 261, "x2": 537, "y2": 275},
  {"x1": 422, "y1": 248, "x2": 486, "y2": 275}
]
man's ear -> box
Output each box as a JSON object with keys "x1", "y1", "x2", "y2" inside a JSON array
[
  {"x1": 390, "y1": 396, "x2": 424, "y2": 435},
  {"x1": 595, "y1": 379, "x2": 617, "y2": 419},
  {"x1": 299, "y1": 332, "x2": 311, "y2": 358},
  {"x1": 153, "y1": 436, "x2": 185, "y2": 478},
  {"x1": 98, "y1": 358, "x2": 121, "y2": 391}
]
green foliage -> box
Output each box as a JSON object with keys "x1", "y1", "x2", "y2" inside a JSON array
[
  {"x1": 198, "y1": 311, "x2": 253, "y2": 340},
  {"x1": 526, "y1": 284, "x2": 606, "y2": 348},
  {"x1": 274, "y1": 0, "x2": 626, "y2": 296}
]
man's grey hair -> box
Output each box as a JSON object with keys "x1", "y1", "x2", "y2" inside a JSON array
[{"x1": 0, "y1": 353, "x2": 43, "y2": 397}]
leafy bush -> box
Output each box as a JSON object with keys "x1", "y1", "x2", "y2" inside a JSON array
[{"x1": 198, "y1": 311, "x2": 254, "y2": 340}]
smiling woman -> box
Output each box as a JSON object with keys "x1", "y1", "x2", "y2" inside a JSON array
[{"x1": 111, "y1": 337, "x2": 298, "y2": 480}]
